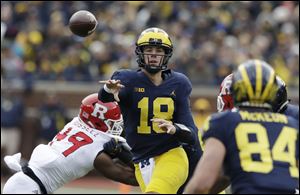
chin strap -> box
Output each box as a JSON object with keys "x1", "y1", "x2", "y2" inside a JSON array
[
  {"x1": 144, "y1": 66, "x2": 162, "y2": 74},
  {"x1": 277, "y1": 100, "x2": 289, "y2": 113},
  {"x1": 137, "y1": 57, "x2": 166, "y2": 74}
]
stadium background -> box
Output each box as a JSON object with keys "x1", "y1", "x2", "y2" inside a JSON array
[{"x1": 1, "y1": 1, "x2": 299, "y2": 194}]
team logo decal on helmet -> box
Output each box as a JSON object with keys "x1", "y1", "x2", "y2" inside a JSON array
[
  {"x1": 91, "y1": 103, "x2": 108, "y2": 120},
  {"x1": 79, "y1": 93, "x2": 123, "y2": 136}
]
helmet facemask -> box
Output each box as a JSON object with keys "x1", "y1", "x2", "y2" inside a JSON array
[
  {"x1": 136, "y1": 45, "x2": 172, "y2": 74},
  {"x1": 104, "y1": 116, "x2": 124, "y2": 136},
  {"x1": 217, "y1": 74, "x2": 234, "y2": 112},
  {"x1": 217, "y1": 95, "x2": 225, "y2": 113},
  {"x1": 135, "y1": 27, "x2": 173, "y2": 74}
]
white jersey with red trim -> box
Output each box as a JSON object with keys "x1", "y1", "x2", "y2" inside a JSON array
[{"x1": 28, "y1": 117, "x2": 118, "y2": 193}]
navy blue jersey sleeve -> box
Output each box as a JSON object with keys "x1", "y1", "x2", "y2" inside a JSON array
[
  {"x1": 98, "y1": 70, "x2": 131, "y2": 103},
  {"x1": 110, "y1": 70, "x2": 132, "y2": 101},
  {"x1": 284, "y1": 104, "x2": 299, "y2": 121},
  {"x1": 202, "y1": 112, "x2": 230, "y2": 147},
  {"x1": 173, "y1": 73, "x2": 198, "y2": 144},
  {"x1": 173, "y1": 123, "x2": 195, "y2": 144}
]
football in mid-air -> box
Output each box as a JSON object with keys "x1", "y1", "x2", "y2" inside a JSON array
[{"x1": 69, "y1": 10, "x2": 98, "y2": 37}]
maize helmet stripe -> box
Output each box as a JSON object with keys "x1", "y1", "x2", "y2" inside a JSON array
[
  {"x1": 238, "y1": 64, "x2": 254, "y2": 100},
  {"x1": 137, "y1": 27, "x2": 172, "y2": 47},
  {"x1": 232, "y1": 59, "x2": 277, "y2": 108},
  {"x1": 137, "y1": 32, "x2": 172, "y2": 47},
  {"x1": 255, "y1": 59, "x2": 263, "y2": 100},
  {"x1": 261, "y1": 66, "x2": 275, "y2": 101}
]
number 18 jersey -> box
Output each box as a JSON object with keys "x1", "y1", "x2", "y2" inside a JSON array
[
  {"x1": 28, "y1": 117, "x2": 114, "y2": 193},
  {"x1": 107, "y1": 69, "x2": 198, "y2": 163},
  {"x1": 203, "y1": 110, "x2": 299, "y2": 194}
]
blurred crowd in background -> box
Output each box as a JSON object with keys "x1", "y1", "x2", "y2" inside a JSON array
[
  {"x1": 1, "y1": 1, "x2": 299, "y2": 177},
  {"x1": 1, "y1": 1, "x2": 299, "y2": 89}
]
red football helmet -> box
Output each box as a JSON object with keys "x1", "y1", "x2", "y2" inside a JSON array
[
  {"x1": 217, "y1": 74, "x2": 234, "y2": 112},
  {"x1": 79, "y1": 93, "x2": 123, "y2": 136}
]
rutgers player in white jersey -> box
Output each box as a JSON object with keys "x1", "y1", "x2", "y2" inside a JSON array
[{"x1": 3, "y1": 93, "x2": 138, "y2": 194}]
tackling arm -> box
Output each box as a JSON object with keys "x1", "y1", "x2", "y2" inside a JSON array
[
  {"x1": 102, "y1": 138, "x2": 134, "y2": 169},
  {"x1": 93, "y1": 152, "x2": 138, "y2": 186}
]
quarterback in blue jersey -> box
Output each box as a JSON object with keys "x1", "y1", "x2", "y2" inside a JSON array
[
  {"x1": 99, "y1": 27, "x2": 202, "y2": 194},
  {"x1": 184, "y1": 60, "x2": 299, "y2": 194}
]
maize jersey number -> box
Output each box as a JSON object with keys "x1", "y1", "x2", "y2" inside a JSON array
[
  {"x1": 137, "y1": 97, "x2": 174, "y2": 134},
  {"x1": 235, "y1": 123, "x2": 298, "y2": 178}
]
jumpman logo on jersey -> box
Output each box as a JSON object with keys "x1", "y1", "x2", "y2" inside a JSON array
[{"x1": 170, "y1": 90, "x2": 176, "y2": 98}]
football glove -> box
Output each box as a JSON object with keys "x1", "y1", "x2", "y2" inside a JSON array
[{"x1": 103, "y1": 138, "x2": 123, "y2": 158}]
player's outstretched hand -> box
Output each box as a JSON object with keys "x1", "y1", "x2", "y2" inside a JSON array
[
  {"x1": 151, "y1": 118, "x2": 176, "y2": 134},
  {"x1": 99, "y1": 80, "x2": 124, "y2": 102}
]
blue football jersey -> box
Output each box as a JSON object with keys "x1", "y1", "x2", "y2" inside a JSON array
[
  {"x1": 101, "y1": 69, "x2": 200, "y2": 163},
  {"x1": 203, "y1": 109, "x2": 299, "y2": 194},
  {"x1": 283, "y1": 104, "x2": 299, "y2": 121}
]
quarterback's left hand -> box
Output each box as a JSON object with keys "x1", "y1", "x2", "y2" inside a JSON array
[{"x1": 151, "y1": 118, "x2": 176, "y2": 134}]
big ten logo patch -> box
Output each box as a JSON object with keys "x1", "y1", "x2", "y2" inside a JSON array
[{"x1": 135, "y1": 87, "x2": 145, "y2": 93}]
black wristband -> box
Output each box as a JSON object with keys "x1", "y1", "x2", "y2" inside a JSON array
[{"x1": 173, "y1": 124, "x2": 195, "y2": 145}]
